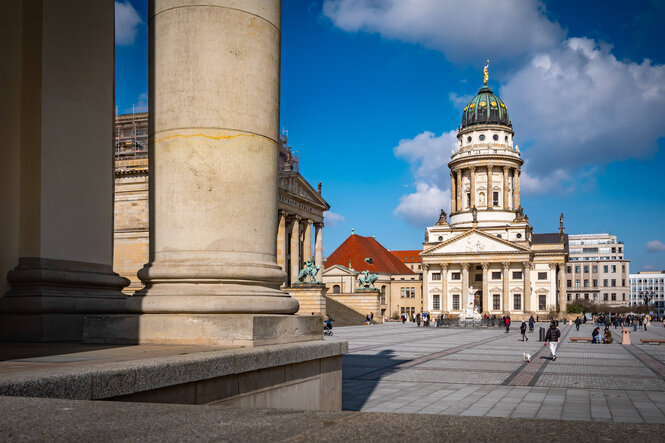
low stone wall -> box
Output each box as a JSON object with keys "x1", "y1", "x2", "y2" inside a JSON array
[{"x1": 327, "y1": 290, "x2": 381, "y2": 323}]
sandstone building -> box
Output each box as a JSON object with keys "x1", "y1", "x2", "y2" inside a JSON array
[{"x1": 420, "y1": 69, "x2": 568, "y2": 320}]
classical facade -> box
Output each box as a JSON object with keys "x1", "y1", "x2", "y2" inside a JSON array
[
  {"x1": 566, "y1": 233, "x2": 630, "y2": 307},
  {"x1": 113, "y1": 116, "x2": 329, "y2": 294},
  {"x1": 421, "y1": 68, "x2": 568, "y2": 320}
]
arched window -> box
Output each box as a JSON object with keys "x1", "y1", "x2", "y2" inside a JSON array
[{"x1": 332, "y1": 285, "x2": 340, "y2": 294}]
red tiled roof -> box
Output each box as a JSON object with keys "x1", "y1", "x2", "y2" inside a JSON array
[
  {"x1": 325, "y1": 235, "x2": 413, "y2": 274},
  {"x1": 391, "y1": 250, "x2": 423, "y2": 263}
]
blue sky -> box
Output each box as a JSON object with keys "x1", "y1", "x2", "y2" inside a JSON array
[{"x1": 115, "y1": 0, "x2": 665, "y2": 272}]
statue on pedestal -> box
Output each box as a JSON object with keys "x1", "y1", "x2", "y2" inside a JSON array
[{"x1": 296, "y1": 259, "x2": 321, "y2": 284}]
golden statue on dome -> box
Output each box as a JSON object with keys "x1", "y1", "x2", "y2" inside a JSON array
[{"x1": 483, "y1": 59, "x2": 489, "y2": 86}]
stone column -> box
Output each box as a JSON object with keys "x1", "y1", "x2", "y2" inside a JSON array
[
  {"x1": 290, "y1": 216, "x2": 301, "y2": 286},
  {"x1": 523, "y1": 261, "x2": 532, "y2": 313},
  {"x1": 514, "y1": 169, "x2": 521, "y2": 209},
  {"x1": 503, "y1": 167, "x2": 510, "y2": 210},
  {"x1": 441, "y1": 263, "x2": 449, "y2": 312},
  {"x1": 314, "y1": 222, "x2": 324, "y2": 281},
  {"x1": 0, "y1": 0, "x2": 128, "y2": 342},
  {"x1": 469, "y1": 166, "x2": 476, "y2": 209},
  {"x1": 482, "y1": 262, "x2": 489, "y2": 313},
  {"x1": 502, "y1": 262, "x2": 511, "y2": 313},
  {"x1": 276, "y1": 210, "x2": 287, "y2": 274},
  {"x1": 487, "y1": 165, "x2": 493, "y2": 208},
  {"x1": 133, "y1": 0, "x2": 297, "y2": 316},
  {"x1": 462, "y1": 263, "x2": 469, "y2": 308},
  {"x1": 450, "y1": 172, "x2": 456, "y2": 213},
  {"x1": 423, "y1": 264, "x2": 430, "y2": 312},
  {"x1": 302, "y1": 219, "x2": 312, "y2": 262},
  {"x1": 456, "y1": 169, "x2": 463, "y2": 211},
  {"x1": 558, "y1": 263, "x2": 567, "y2": 315}
]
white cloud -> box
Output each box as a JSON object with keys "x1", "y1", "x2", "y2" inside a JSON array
[
  {"x1": 115, "y1": 1, "x2": 142, "y2": 46},
  {"x1": 394, "y1": 130, "x2": 458, "y2": 187},
  {"x1": 502, "y1": 38, "x2": 665, "y2": 175},
  {"x1": 322, "y1": 0, "x2": 563, "y2": 62},
  {"x1": 642, "y1": 265, "x2": 658, "y2": 271},
  {"x1": 646, "y1": 240, "x2": 665, "y2": 252},
  {"x1": 394, "y1": 182, "x2": 450, "y2": 227},
  {"x1": 324, "y1": 211, "x2": 345, "y2": 228}
]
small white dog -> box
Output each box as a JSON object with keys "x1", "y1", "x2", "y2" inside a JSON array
[{"x1": 522, "y1": 352, "x2": 531, "y2": 362}]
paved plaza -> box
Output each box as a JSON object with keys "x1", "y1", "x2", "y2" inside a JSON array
[{"x1": 327, "y1": 321, "x2": 665, "y2": 423}]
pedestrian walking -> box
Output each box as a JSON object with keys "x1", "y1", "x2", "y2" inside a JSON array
[
  {"x1": 575, "y1": 316, "x2": 581, "y2": 331},
  {"x1": 416, "y1": 313, "x2": 421, "y2": 327},
  {"x1": 504, "y1": 315, "x2": 511, "y2": 333},
  {"x1": 370, "y1": 312, "x2": 374, "y2": 325},
  {"x1": 520, "y1": 321, "x2": 528, "y2": 341},
  {"x1": 545, "y1": 322, "x2": 561, "y2": 360},
  {"x1": 528, "y1": 315, "x2": 535, "y2": 333}
]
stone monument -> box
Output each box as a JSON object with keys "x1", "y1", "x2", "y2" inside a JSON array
[
  {"x1": 289, "y1": 260, "x2": 327, "y2": 315},
  {"x1": 458, "y1": 286, "x2": 482, "y2": 322}
]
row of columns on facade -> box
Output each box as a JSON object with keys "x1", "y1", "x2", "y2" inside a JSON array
[
  {"x1": 423, "y1": 262, "x2": 567, "y2": 313},
  {"x1": 276, "y1": 210, "x2": 323, "y2": 285},
  {"x1": 450, "y1": 165, "x2": 520, "y2": 213}
]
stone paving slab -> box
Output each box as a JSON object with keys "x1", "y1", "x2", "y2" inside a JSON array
[{"x1": 330, "y1": 322, "x2": 665, "y2": 423}]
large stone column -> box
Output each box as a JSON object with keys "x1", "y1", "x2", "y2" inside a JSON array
[
  {"x1": 514, "y1": 169, "x2": 521, "y2": 209},
  {"x1": 456, "y1": 169, "x2": 463, "y2": 211},
  {"x1": 314, "y1": 222, "x2": 323, "y2": 281},
  {"x1": 290, "y1": 216, "x2": 301, "y2": 286},
  {"x1": 469, "y1": 166, "x2": 476, "y2": 209},
  {"x1": 276, "y1": 210, "x2": 287, "y2": 274},
  {"x1": 503, "y1": 167, "x2": 510, "y2": 210},
  {"x1": 482, "y1": 262, "x2": 489, "y2": 314},
  {"x1": 558, "y1": 263, "x2": 567, "y2": 315},
  {"x1": 423, "y1": 264, "x2": 430, "y2": 312},
  {"x1": 441, "y1": 263, "x2": 449, "y2": 312},
  {"x1": 523, "y1": 261, "x2": 532, "y2": 314},
  {"x1": 0, "y1": 0, "x2": 128, "y2": 342},
  {"x1": 502, "y1": 262, "x2": 511, "y2": 313},
  {"x1": 450, "y1": 173, "x2": 456, "y2": 213},
  {"x1": 461, "y1": 263, "x2": 469, "y2": 308},
  {"x1": 487, "y1": 165, "x2": 493, "y2": 208},
  {"x1": 302, "y1": 220, "x2": 312, "y2": 262}
]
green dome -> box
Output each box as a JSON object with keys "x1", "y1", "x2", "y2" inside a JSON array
[{"x1": 461, "y1": 86, "x2": 510, "y2": 129}]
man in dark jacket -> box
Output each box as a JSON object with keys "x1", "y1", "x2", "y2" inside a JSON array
[
  {"x1": 575, "y1": 317, "x2": 581, "y2": 331},
  {"x1": 545, "y1": 322, "x2": 561, "y2": 361},
  {"x1": 528, "y1": 315, "x2": 535, "y2": 333}
]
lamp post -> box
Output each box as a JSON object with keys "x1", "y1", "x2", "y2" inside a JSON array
[{"x1": 639, "y1": 290, "x2": 654, "y2": 316}]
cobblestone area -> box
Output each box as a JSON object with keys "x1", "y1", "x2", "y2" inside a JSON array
[{"x1": 328, "y1": 321, "x2": 665, "y2": 423}]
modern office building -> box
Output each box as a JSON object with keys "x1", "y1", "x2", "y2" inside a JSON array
[
  {"x1": 629, "y1": 271, "x2": 665, "y2": 314},
  {"x1": 566, "y1": 233, "x2": 630, "y2": 307}
]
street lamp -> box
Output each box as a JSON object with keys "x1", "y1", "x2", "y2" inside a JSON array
[{"x1": 639, "y1": 290, "x2": 655, "y2": 316}]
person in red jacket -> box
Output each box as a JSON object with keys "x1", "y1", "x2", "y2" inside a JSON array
[{"x1": 504, "y1": 315, "x2": 511, "y2": 333}]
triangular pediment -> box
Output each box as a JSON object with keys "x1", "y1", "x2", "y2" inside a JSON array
[
  {"x1": 322, "y1": 264, "x2": 357, "y2": 276},
  {"x1": 422, "y1": 230, "x2": 530, "y2": 256},
  {"x1": 279, "y1": 172, "x2": 330, "y2": 210}
]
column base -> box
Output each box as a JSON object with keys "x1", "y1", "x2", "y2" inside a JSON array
[
  {"x1": 0, "y1": 257, "x2": 129, "y2": 341},
  {"x1": 288, "y1": 283, "x2": 327, "y2": 315},
  {"x1": 83, "y1": 313, "x2": 322, "y2": 346}
]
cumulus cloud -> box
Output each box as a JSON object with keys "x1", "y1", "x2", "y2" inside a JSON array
[
  {"x1": 502, "y1": 38, "x2": 665, "y2": 175},
  {"x1": 115, "y1": 1, "x2": 142, "y2": 46},
  {"x1": 394, "y1": 183, "x2": 450, "y2": 227},
  {"x1": 322, "y1": 0, "x2": 563, "y2": 62},
  {"x1": 324, "y1": 211, "x2": 345, "y2": 228},
  {"x1": 646, "y1": 240, "x2": 665, "y2": 252}
]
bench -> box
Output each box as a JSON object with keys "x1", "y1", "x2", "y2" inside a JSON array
[
  {"x1": 641, "y1": 339, "x2": 665, "y2": 345},
  {"x1": 570, "y1": 337, "x2": 593, "y2": 343}
]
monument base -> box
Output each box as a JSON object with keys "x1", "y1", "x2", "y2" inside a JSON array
[
  {"x1": 83, "y1": 314, "x2": 322, "y2": 346},
  {"x1": 288, "y1": 283, "x2": 327, "y2": 316}
]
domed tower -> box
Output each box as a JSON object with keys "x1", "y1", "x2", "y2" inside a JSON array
[{"x1": 448, "y1": 61, "x2": 523, "y2": 228}]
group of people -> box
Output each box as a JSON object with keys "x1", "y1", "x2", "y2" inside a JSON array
[{"x1": 591, "y1": 326, "x2": 614, "y2": 344}]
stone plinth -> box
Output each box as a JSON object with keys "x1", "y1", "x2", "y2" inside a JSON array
[
  {"x1": 288, "y1": 283, "x2": 327, "y2": 316},
  {"x1": 83, "y1": 314, "x2": 322, "y2": 347},
  {"x1": 327, "y1": 288, "x2": 381, "y2": 323}
]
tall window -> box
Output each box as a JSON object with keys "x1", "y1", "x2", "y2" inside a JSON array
[
  {"x1": 452, "y1": 294, "x2": 460, "y2": 310},
  {"x1": 432, "y1": 272, "x2": 441, "y2": 281},
  {"x1": 475, "y1": 273, "x2": 483, "y2": 281},
  {"x1": 611, "y1": 293, "x2": 616, "y2": 301},
  {"x1": 603, "y1": 293, "x2": 608, "y2": 301},
  {"x1": 492, "y1": 191, "x2": 499, "y2": 206},
  {"x1": 593, "y1": 279, "x2": 598, "y2": 288},
  {"x1": 611, "y1": 265, "x2": 617, "y2": 273},
  {"x1": 592, "y1": 265, "x2": 598, "y2": 273},
  {"x1": 567, "y1": 280, "x2": 572, "y2": 288},
  {"x1": 575, "y1": 266, "x2": 581, "y2": 273},
  {"x1": 411, "y1": 287, "x2": 416, "y2": 298},
  {"x1": 611, "y1": 279, "x2": 616, "y2": 287},
  {"x1": 567, "y1": 266, "x2": 572, "y2": 273},
  {"x1": 603, "y1": 265, "x2": 608, "y2": 273},
  {"x1": 380, "y1": 285, "x2": 386, "y2": 304},
  {"x1": 583, "y1": 265, "x2": 589, "y2": 273},
  {"x1": 538, "y1": 295, "x2": 546, "y2": 311},
  {"x1": 603, "y1": 279, "x2": 608, "y2": 287},
  {"x1": 492, "y1": 271, "x2": 501, "y2": 280},
  {"x1": 493, "y1": 294, "x2": 500, "y2": 310},
  {"x1": 575, "y1": 279, "x2": 580, "y2": 288},
  {"x1": 433, "y1": 294, "x2": 440, "y2": 310},
  {"x1": 400, "y1": 287, "x2": 405, "y2": 298},
  {"x1": 513, "y1": 294, "x2": 521, "y2": 310},
  {"x1": 584, "y1": 280, "x2": 589, "y2": 288},
  {"x1": 333, "y1": 285, "x2": 340, "y2": 294},
  {"x1": 466, "y1": 192, "x2": 471, "y2": 207}
]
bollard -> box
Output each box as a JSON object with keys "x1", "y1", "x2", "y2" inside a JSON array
[
  {"x1": 622, "y1": 328, "x2": 631, "y2": 345},
  {"x1": 539, "y1": 327, "x2": 546, "y2": 342}
]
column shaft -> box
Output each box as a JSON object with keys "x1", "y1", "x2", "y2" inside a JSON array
[
  {"x1": 450, "y1": 173, "x2": 456, "y2": 213},
  {"x1": 503, "y1": 262, "x2": 510, "y2": 313},
  {"x1": 462, "y1": 263, "x2": 469, "y2": 308},
  {"x1": 290, "y1": 216, "x2": 301, "y2": 286},
  {"x1": 482, "y1": 262, "x2": 489, "y2": 314},
  {"x1": 470, "y1": 166, "x2": 476, "y2": 208},
  {"x1": 558, "y1": 263, "x2": 567, "y2": 314},
  {"x1": 302, "y1": 220, "x2": 312, "y2": 262},
  {"x1": 514, "y1": 169, "x2": 521, "y2": 209},
  {"x1": 276, "y1": 211, "x2": 287, "y2": 273},
  {"x1": 441, "y1": 264, "x2": 449, "y2": 312},
  {"x1": 314, "y1": 223, "x2": 323, "y2": 281},
  {"x1": 524, "y1": 262, "x2": 531, "y2": 313},
  {"x1": 456, "y1": 169, "x2": 462, "y2": 211},
  {"x1": 423, "y1": 264, "x2": 430, "y2": 312},
  {"x1": 487, "y1": 165, "x2": 493, "y2": 208},
  {"x1": 503, "y1": 167, "x2": 510, "y2": 210}
]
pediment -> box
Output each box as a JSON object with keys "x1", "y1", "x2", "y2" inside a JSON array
[
  {"x1": 422, "y1": 230, "x2": 530, "y2": 256},
  {"x1": 322, "y1": 264, "x2": 357, "y2": 276},
  {"x1": 279, "y1": 172, "x2": 330, "y2": 210}
]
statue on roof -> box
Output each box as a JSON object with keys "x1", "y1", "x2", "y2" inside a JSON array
[
  {"x1": 483, "y1": 59, "x2": 490, "y2": 86},
  {"x1": 559, "y1": 212, "x2": 565, "y2": 242},
  {"x1": 437, "y1": 209, "x2": 447, "y2": 225},
  {"x1": 472, "y1": 205, "x2": 478, "y2": 222}
]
